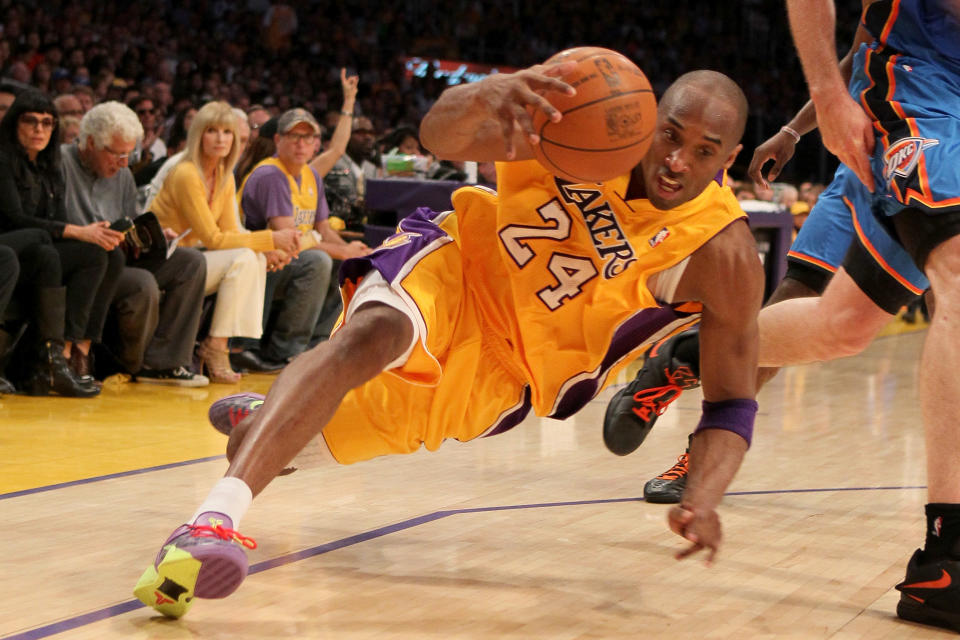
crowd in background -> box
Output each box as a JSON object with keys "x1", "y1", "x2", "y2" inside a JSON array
[{"x1": 0, "y1": 0, "x2": 854, "y2": 397}]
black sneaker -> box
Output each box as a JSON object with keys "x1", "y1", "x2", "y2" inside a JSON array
[
  {"x1": 896, "y1": 549, "x2": 960, "y2": 632},
  {"x1": 137, "y1": 366, "x2": 210, "y2": 387},
  {"x1": 603, "y1": 332, "x2": 700, "y2": 456},
  {"x1": 643, "y1": 451, "x2": 689, "y2": 504}
]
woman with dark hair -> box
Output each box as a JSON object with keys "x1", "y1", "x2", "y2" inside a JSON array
[{"x1": 0, "y1": 89, "x2": 124, "y2": 394}]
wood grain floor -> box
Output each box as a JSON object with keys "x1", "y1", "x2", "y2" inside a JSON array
[{"x1": 1, "y1": 326, "x2": 951, "y2": 639}]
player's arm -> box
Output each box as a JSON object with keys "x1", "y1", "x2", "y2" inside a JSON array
[
  {"x1": 786, "y1": 0, "x2": 876, "y2": 190},
  {"x1": 750, "y1": 9, "x2": 874, "y2": 186},
  {"x1": 668, "y1": 220, "x2": 764, "y2": 563},
  {"x1": 419, "y1": 63, "x2": 576, "y2": 163}
]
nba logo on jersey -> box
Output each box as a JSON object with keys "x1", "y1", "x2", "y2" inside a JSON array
[
  {"x1": 882, "y1": 137, "x2": 939, "y2": 186},
  {"x1": 649, "y1": 227, "x2": 670, "y2": 248}
]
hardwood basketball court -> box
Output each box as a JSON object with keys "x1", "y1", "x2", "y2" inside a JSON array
[{"x1": 1, "y1": 324, "x2": 951, "y2": 639}]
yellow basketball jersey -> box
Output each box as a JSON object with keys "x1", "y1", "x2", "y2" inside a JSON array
[{"x1": 446, "y1": 160, "x2": 744, "y2": 417}]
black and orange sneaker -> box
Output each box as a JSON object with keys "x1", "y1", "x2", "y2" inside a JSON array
[
  {"x1": 603, "y1": 332, "x2": 700, "y2": 456},
  {"x1": 895, "y1": 549, "x2": 960, "y2": 632},
  {"x1": 643, "y1": 448, "x2": 689, "y2": 504}
]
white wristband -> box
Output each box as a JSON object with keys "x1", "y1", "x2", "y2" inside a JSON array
[{"x1": 780, "y1": 125, "x2": 801, "y2": 143}]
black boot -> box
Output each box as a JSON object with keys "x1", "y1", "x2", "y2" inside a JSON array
[
  {"x1": 31, "y1": 287, "x2": 100, "y2": 397},
  {"x1": 25, "y1": 339, "x2": 100, "y2": 397}
]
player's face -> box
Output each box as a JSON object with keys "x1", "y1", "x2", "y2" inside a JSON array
[{"x1": 639, "y1": 93, "x2": 742, "y2": 210}]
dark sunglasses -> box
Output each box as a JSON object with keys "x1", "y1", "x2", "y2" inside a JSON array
[{"x1": 20, "y1": 115, "x2": 56, "y2": 129}]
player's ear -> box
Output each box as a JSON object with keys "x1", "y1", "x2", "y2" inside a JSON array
[{"x1": 722, "y1": 143, "x2": 742, "y2": 171}]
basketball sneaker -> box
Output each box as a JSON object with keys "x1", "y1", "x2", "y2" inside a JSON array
[
  {"x1": 208, "y1": 392, "x2": 265, "y2": 436},
  {"x1": 643, "y1": 448, "x2": 690, "y2": 504},
  {"x1": 133, "y1": 512, "x2": 256, "y2": 618},
  {"x1": 895, "y1": 549, "x2": 960, "y2": 632},
  {"x1": 603, "y1": 332, "x2": 700, "y2": 456}
]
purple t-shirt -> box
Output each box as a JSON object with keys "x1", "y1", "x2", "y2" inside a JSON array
[{"x1": 241, "y1": 160, "x2": 330, "y2": 231}]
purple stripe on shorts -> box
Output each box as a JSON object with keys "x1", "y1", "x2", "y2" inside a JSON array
[
  {"x1": 339, "y1": 207, "x2": 453, "y2": 286},
  {"x1": 483, "y1": 386, "x2": 533, "y2": 437},
  {"x1": 550, "y1": 305, "x2": 698, "y2": 419}
]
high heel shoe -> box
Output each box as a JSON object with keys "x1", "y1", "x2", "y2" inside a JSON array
[{"x1": 197, "y1": 339, "x2": 242, "y2": 384}]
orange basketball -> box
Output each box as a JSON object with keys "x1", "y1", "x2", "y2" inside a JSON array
[{"x1": 533, "y1": 47, "x2": 657, "y2": 183}]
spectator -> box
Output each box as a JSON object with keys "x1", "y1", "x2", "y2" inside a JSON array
[
  {"x1": 0, "y1": 228, "x2": 100, "y2": 396},
  {"x1": 72, "y1": 84, "x2": 94, "y2": 114},
  {"x1": 236, "y1": 107, "x2": 369, "y2": 371},
  {"x1": 308, "y1": 69, "x2": 358, "y2": 178},
  {"x1": 246, "y1": 105, "x2": 270, "y2": 141},
  {"x1": 0, "y1": 90, "x2": 123, "y2": 391},
  {"x1": 233, "y1": 107, "x2": 251, "y2": 157},
  {"x1": 324, "y1": 115, "x2": 379, "y2": 230},
  {"x1": 53, "y1": 93, "x2": 83, "y2": 119},
  {"x1": 128, "y1": 95, "x2": 167, "y2": 183},
  {"x1": 60, "y1": 101, "x2": 209, "y2": 386},
  {"x1": 150, "y1": 101, "x2": 299, "y2": 383},
  {"x1": 59, "y1": 115, "x2": 80, "y2": 144}
]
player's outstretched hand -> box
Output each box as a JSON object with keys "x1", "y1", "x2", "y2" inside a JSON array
[
  {"x1": 814, "y1": 90, "x2": 875, "y2": 192},
  {"x1": 747, "y1": 129, "x2": 799, "y2": 190},
  {"x1": 480, "y1": 62, "x2": 576, "y2": 160},
  {"x1": 669, "y1": 503, "x2": 721, "y2": 565}
]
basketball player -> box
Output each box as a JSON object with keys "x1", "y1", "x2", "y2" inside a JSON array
[
  {"x1": 602, "y1": 7, "x2": 926, "y2": 503},
  {"x1": 134, "y1": 64, "x2": 765, "y2": 618},
  {"x1": 787, "y1": 0, "x2": 960, "y2": 631}
]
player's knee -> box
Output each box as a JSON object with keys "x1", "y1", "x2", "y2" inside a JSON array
[
  {"x1": 330, "y1": 303, "x2": 413, "y2": 377},
  {"x1": 821, "y1": 306, "x2": 877, "y2": 357}
]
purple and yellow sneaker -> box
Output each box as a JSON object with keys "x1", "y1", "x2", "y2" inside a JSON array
[
  {"x1": 133, "y1": 512, "x2": 256, "y2": 618},
  {"x1": 208, "y1": 392, "x2": 265, "y2": 436}
]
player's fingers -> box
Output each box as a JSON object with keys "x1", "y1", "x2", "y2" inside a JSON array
[
  {"x1": 675, "y1": 542, "x2": 704, "y2": 561},
  {"x1": 767, "y1": 160, "x2": 783, "y2": 183},
  {"x1": 850, "y1": 152, "x2": 874, "y2": 193}
]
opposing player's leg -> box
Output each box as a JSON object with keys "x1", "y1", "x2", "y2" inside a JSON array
[
  {"x1": 133, "y1": 301, "x2": 414, "y2": 618},
  {"x1": 892, "y1": 229, "x2": 960, "y2": 632}
]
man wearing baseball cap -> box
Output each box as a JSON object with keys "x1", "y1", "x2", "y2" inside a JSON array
[{"x1": 235, "y1": 107, "x2": 369, "y2": 372}]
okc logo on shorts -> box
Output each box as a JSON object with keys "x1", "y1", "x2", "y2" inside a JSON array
[{"x1": 882, "y1": 137, "x2": 939, "y2": 186}]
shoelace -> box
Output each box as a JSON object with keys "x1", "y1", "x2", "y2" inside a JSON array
[
  {"x1": 656, "y1": 453, "x2": 689, "y2": 480},
  {"x1": 630, "y1": 366, "x2": 699, "y2": 421},
  {"x1": 188, "y1": 523, "x2": 258, "y2": 549},
  {"x1": 631, "y1": 385, "x2": 682, "y2": 421}
]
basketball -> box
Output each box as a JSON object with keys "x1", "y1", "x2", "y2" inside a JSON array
[{"x1": 532, "y1": 47, "x2": 657, "y2": 183}]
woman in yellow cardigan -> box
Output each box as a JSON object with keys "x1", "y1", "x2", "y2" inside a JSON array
[{"x1": 151, "y1": 101, "x2": 299, "y2": 382}]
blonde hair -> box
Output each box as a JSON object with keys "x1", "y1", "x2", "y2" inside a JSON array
[{"x1": 181, "y1": 101, "x2": 240, "y2": 192}]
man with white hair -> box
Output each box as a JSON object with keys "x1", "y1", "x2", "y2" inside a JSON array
[{"x1": 60, "y1": 101, "x2": 209, "y2": 385}]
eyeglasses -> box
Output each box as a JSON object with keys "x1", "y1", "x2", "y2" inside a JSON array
[
  {"x1": 282, "y1": 132, "x2": 319, "y2": 143},
  {"x1": 20, "y1": 115, "x2": 56, "y2": 130},
  {"x1": 135, "y1": 108, "x2": 156, "y2": 116},
  {"x1": 101, "y1": 144, "x2": 131, "y2": 161},
  {"x1": 352, "y1": 128, "x2": 375, "y2": 136}
]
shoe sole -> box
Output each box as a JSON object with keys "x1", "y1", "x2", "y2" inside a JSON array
[
  {"x1": 897, "y1": 598, "x2": 960, "y2": 632},
  {"x1": 133, "y1": 543, "x2": 248, "y2": 618},
  {"x1": 137, "y1": 378, "x2": 209, "y2": 388}
]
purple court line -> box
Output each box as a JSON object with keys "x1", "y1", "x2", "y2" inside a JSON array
[
  {"x1": 0, "y1": 455, "x2": 226, "y2": 502},
  {"x1": 1, "y1": 484, "x2": 927, "y2": 640}
]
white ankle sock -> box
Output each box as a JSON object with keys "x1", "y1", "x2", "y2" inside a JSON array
[{"x1": 191, "y1": 477, "x2": 253, "y2": 529}]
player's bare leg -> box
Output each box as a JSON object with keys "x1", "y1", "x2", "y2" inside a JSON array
[
  {"x1": 916, "y1": 238, "x2": 960, "y2": 504},
  {"x1": 133, "y1": 302, "x2": 413, "y2": 617},
  {"x1": 226, "y1": 302, "x2": 413, "y2": 496},
  {"x1": 756, "y1": 267, "x2": 891, "y2": 367}
]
